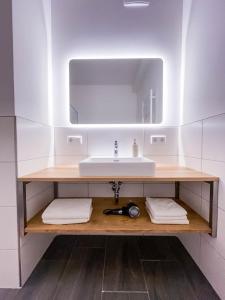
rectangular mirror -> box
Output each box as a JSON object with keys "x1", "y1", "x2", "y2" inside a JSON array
[{"x1": 69, "y1": 58, "x2": 163, "y2": 124}]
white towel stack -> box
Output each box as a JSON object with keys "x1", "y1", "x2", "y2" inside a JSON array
[
  {"x1": 42, "y1": 198, "x2": 93, "y2": 224},
  {"x1": 145, "y1": 197, "x2": 189, "y2": 224}
]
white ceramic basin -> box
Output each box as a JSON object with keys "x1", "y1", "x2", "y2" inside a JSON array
[{"x1": 79, "y1": 157, "x2": 155, "y2": 176}]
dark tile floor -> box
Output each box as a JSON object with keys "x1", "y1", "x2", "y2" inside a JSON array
[{"x1": 0, "y1": 236, "x2": 220, "y2": 300}]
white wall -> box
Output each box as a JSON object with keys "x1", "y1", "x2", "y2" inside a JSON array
[
  {"x1": 51, "y1": 0, "x2": 183, "y2": 126},
  {"x1": 70, "y1": 84, "x2": 137, "y2": 124},
  {"x1": 182, "y1": 0, "x2": 225, "y2": 124},
  {"x1": 0, "y1": 0, "x2": 20, "y2": 288},
  {"x1": 0, "y1": 0, "x2": 15, "y2": 116},
  {"x1": 180, "y1": 1, "x2": 225, "y2": 298},
  {"x1": 12, "y1": 0, "x2": 54, "y2": 286},
  {"x1": 54, "y1": 126, "x2": 178, "y2": 197},
  {"x1": 12, "y1": 0, "x2": 50, "y2": 126}
]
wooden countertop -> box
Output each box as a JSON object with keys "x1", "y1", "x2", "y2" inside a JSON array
[
  {"x1": 25, "y1": 197, "x2": 211, "y2": 235},
  {"x1": 18, "y1": 164, "x2": 218, "y2": 182}
]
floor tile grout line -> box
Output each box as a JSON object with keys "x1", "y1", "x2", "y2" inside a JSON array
[
  {"x1": 101, "y1": 238, "x2": 107, "y2": 298},
  {"x1": 140, "y1": 259, "x2": 150, "y2": 300},
  {"x1": 140, "y1": 259, "x2": 176, "y2": 262},
  {"x1": 102, "y1": 290, "x2": 149, "y2": 293}
]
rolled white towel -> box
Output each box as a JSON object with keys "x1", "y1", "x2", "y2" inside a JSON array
[
  {"x1": 146, "y1": 205, "x2": 189, "y2": 224},
  {"x1": 146, "y1": 197, "x2": 187, "y2": 218},
  {"x1": 42, "y1": 198, "x2": 92, "y2": 221}
]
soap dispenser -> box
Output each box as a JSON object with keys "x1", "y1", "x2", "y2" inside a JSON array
[{"x1": 132, "y1": 139, "x2": 139, "y2": 157}]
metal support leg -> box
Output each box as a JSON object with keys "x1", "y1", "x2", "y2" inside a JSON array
[
  {"x1": 17, "y1": 181, "x2": 29, "y2": 236},
  {"x1": 175, "y1": 181, "x2": 180, "y2": 200},
  {"x1": 209, "y1": 181, "x2": 218, "y2": 238},
  {"x1": 53, "y1": 182, "x2": 58, "y2": 198}
]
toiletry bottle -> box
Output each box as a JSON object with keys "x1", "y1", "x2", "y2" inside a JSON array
[{"x1": 132, "y1": 139, "x2": 139, "y2": 157}]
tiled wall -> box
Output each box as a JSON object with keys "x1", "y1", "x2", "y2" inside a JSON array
[
  {"x1": 16, "y1": 117, "x2": 55, "y2": 285},
  {"x1": 179, "y1": 115, "x2": 225, "y2": 298},
  {"x1": 55, "y1": 126, "x2": 178, "y2": 198},
  {"x1": 11, "y1": 0, "x2": 55, "y2": 287},
  {"x1": 0, "y1": 117, "x2": 20, "y2": 288},
  {"x1": 179, "y1": 1, "x2": 225, "y2": 298}
]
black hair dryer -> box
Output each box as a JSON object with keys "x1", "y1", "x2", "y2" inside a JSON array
[{"x1": 103, "y1": 202, "x2": 140, "y2": 218}]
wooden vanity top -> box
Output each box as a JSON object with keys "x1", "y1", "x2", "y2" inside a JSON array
[{"x1": 18, "y1": 164, "x2": 218, "y2": 182}]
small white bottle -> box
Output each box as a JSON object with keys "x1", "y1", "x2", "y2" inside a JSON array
[{"x1": 132, "y1": 139, "x2": 139, "y2": 157}]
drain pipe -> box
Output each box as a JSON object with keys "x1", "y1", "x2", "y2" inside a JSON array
[{"x1": 109, "y1": 181, "x2": 122, "y2": 204}]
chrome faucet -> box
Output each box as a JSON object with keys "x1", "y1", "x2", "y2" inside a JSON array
[{"x1": 114, "y1": 140, "x2": 119, "y2": 157}]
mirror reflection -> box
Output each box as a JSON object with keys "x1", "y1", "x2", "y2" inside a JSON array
[{"x1": 69, "y1": 58, "x2": 163, "y2": 124}]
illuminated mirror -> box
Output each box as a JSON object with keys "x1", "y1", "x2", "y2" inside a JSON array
[{"x1": 69, "y1": 58, "x2": 163, "y2": 124}]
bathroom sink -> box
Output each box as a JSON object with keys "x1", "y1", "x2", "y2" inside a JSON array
[{"x1": 79, "y1": 157, "x2": 155, "y2": 176}]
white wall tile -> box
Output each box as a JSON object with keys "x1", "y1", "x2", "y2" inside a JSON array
[
  {"x1": 181, "y1": 182, "x2": 202, "y2": 197},
  {"x1": 203, "y1": 114, "x2": 225, "y2": 162},
  {"x1": 26, "y1": 182, "x2": 53, "y2": 200},
  {"x1": 17, "y1": 156, "x2": 54, "y2": 177},
  {"x1": 16, "y1": 117, "x2": 53, "y2": 161},
  {"x1": 144, "y1": 127, "x2": 178, "y2": 156},
  {"x1": 26, "y1": 186, "x2": 53, "y2": 221},
  {"x1": 180, "y1": 185, "x2": 202, "y2": 215},
  {"x1": 88, "y1": 183, "x2": 113, "y2": 197},
  {"x1": 200, "y1": 236, "x2": 225, "y2": 300},
  {"x1": 145, "y1": 155, "x2": 178, "y2": 165},
  {"x1": 0, "y1": 250, "x2": 20, "y2": 288},
  {"x1": 179, "y1": 233, "x2": 201, "y2": 265},
  {"x1": 202, "y1": 159, "x2": 225, "y2": 211},
  {"x1": 0, "y1": 162, "x2": 17, "y2": 206},
  {"x1": 89, "y1": 183, "x2": 143, "y2": 198},
  {"x1": 0, "y1": 207, "x2": 18, "y2": 249},
  {"x1": 88, "y1": 128, "x2": 144, "y2": 157},
  {"x1": 0, "y1": 117, "x2": 16, "y2": 162},
  {"x1": 144, "y1": 183, "x2": 175, "y2": 197},
  {"x1": 201, "y1": 199, "x2": 210, "y2": 222},
  {"x1": 54, "y1": 127, "x2": 88, "y2": 156},
  {"x1": 202, "y1": 182, "x2": 210, "y2": 201},
  {"x1": 179, "y1": 156, "x2": 202, "y2": 171},
  {"x1": 20, "y1": 234, "x2": 54, "y2": 285},
  {"x1": 54, "y1": 155, "x2": 87, "y2": 166},
  {"x1": 180, "y1": 121, "x2": 202, "y2": 158},
  {"x1": 201, "y1": 207, "x2": 225, "y2": 261},
  {"x1": 58, "y1": 183, "x2": 89, "y2": 198},
  {"x1": 119, "y1": 183, "x2": 143, "y2": 197}
]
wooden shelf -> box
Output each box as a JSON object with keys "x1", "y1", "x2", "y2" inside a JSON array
[
  {"x1": 18, "y1": 164, "x2": 219, "y2": 182},
  {"x1": 25, "y1": 197, "x2": 211, "y2": 235}
]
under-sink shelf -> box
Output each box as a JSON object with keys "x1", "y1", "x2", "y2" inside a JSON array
[{"x1": 25, "y1": 197, "x2": 211, "y2": 235}]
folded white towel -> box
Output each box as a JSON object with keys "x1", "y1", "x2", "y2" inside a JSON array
[
  {"x1": 42, "y1": 217, "x2": 90, "y2": 225},
  {"x1": 146, "y1": 197, "x2": 187, "y2": 218},
  {"x1": 146, "y1": 203, "x2": 187, "y2": 220},
  {"x1": 42, "y1": 207, "x2": 93, "y2": 225},
  {"x1": 42, "y1": 198, "x2": 92, "y2": 220},
  {"x1": 146, "y1": 206, "x2": 189, "y2": 224},
  {"x1": 145, "y1": 201, "x2": 186, "y2": 220}
]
